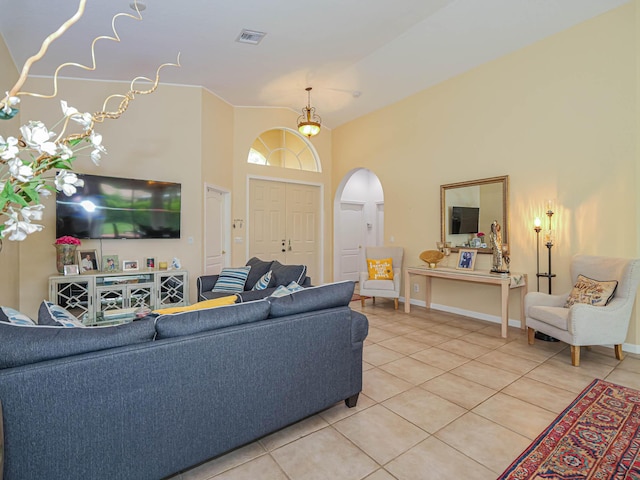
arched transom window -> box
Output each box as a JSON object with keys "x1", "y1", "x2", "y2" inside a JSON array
[{"x1": 248, "y1": 128, "x2": 320, "y2": 172}]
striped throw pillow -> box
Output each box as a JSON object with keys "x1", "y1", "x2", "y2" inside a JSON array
[
  {"x1": 213, "y1": 266, "x2": 251, "y2": 293},
  {"x1": 252, "y1": 270, "x2": 272, "y2": 291}
]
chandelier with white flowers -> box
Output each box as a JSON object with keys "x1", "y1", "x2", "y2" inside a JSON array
[{"x1": 0, "y1": 0, "x2": 179, "y2": 241}]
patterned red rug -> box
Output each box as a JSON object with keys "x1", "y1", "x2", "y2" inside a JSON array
[{"x1": 498, "y1": 379, "x2": 640, "y2": 479}]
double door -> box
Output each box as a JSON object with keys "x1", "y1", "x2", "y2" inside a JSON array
[{"x1": 248, "y1": 179, "x2": 320, "y2": 282}]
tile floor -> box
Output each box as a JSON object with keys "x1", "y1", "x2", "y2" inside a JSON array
[{"x1": 169, "y1": 300, "x2": 640, "y2": 480}]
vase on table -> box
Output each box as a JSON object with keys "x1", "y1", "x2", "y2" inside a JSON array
[{"x1": 55, "y1": 244, "x2": 77, "y2": 274}]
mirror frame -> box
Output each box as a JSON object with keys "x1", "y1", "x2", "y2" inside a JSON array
[{"x1": 440, "y1": 175, "x2": 510, "y2": 254}]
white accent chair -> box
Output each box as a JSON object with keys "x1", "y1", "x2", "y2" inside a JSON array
[
  {"x1": 526, "y1": 254, "x2": 640, "y2": 366},
  {"x1": 359, "y1": 246, "x2": 404, "y2": 310}
]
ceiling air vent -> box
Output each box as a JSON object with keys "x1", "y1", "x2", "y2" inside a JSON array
[{"x1": 236, "y1": 29, "x2": 266, "y2": 45}]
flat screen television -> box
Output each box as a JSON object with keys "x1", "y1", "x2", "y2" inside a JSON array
[
  {"x1": 56, "y1": 173, "x2": 181, "y2": 239},
  {"x1": 450, "y1": 206, "x2": 479, "y2": 235}
]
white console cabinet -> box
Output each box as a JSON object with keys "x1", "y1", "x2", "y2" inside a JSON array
[{"x1": 49, "y1": 270, "x2": 189, "y2": 321}]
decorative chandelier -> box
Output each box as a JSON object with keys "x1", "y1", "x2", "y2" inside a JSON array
[{"x1": 297, "y1": 87, "x2": 321, "y2": 138}]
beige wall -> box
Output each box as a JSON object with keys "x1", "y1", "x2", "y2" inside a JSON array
[
  {"x1": 333, "y1": 3, "x2": 639, "y2": 344},
  {"x1": 0, "y1": 33, "x2": 20, "y2": 309}
]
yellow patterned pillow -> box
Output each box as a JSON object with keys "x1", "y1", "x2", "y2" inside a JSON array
[
  {"x1": 153, "y1": 295, "x2": 237, "y2": 314},
  {"x1": 367, "y1": 258, "x2": 394, "y2": 280},
  {"x1": 564, "y1": 275, "x2": 618, "y2": 308}
]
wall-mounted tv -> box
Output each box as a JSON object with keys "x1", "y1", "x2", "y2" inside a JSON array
[
  {"x1": 56, "y1": 173, "x2": 181, "y2": 239},
  {"x1": 450, "y1": 206, "x2": 479, "y2": 235}
]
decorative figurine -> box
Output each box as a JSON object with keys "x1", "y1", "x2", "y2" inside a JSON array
[{"x1": 490, "y1": 220, "x2": 510, "y2": 273}]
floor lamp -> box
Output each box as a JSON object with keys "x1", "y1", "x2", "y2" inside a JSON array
[{"x1": 534, "y1": 205, "x2": 558, "y2": 341}]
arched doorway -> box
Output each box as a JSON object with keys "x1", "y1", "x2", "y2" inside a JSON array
[{"x1": 333, "y1": 168, "x2": 384, "y2": 282}]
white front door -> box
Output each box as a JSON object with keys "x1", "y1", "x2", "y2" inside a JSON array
[
  {"x1": 338, "y1": 202, "x2": 365, "y2": 282},
  {"x1": 204, "y1": 185, "x2": 230, "y2": 275},
  {"x1": 249, "y1": 179, "x2": 320, "y2": 283}
]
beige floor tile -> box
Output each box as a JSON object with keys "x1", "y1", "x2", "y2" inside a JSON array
[
  {"x1": 476, "y1": 350, "x2": 540, "y2": 375},
  {"x1": 605, "y1": 369, "x2": 640, "y2": 390},
  {"x1": 525, "y1": 362, "x2": 596, "y2": 393},
  {"x1": 383, "y1": 387, "x2": 466, "y2": 433},
  {"x1": 617, "y1": 356, "x2": 640, "y2": 373},
  {"x1": 445, "y1": 317, "x2": 492, "y2": 331},
  {"x1": 402, "y1": 330, "x2": 453, "y2": 346},
  {"x1": 260, "y1": 415, "x2": 329, "y2": 451},
  {"x1": 438, "y1": 338, "x2": 492, "y2": 359},
  {"x1": 550, "y1": 350, "x2": 617, "y2": 376},
  {"x1": 386, "y1": 437, "x2": 496, "y2": 480},
  {"x1": 450, "y1": 360, "x2": 520, "y2": 390},
  {"x1": 364, "y1": 344, "x2": 406, "y2": 366},
  {"x1": 427, "y1": 323, "x2": 472, "y2": 338},
  {"x1": 379, "y1": 357, "x2": 445, "y2": 385},
  {"x1": 334, "y1": 404, "x2": 428, "y2": 465},
  {"x1": 366, "y1": 327, "x2": 400, "y2": 343},
  {"x1": 472, "y1": 392, "x2": 557, "y2": 439},
  {"x1": 363, "y1": 368, "x2": 414, "y2": 402},
  {"x1": 211, "y1": 454, "x2": 288, "y2": 480},
  {"x1": 460, "y1": 331, "x2": 511, "y2": 349},
  {"x1": 182, "y1": 443, "x2": 266, "y2": 479},
  {"x1": 501, "y1": 377, "x2": 579, "y2": 414},
  {"x1": 363, "y1": 361, "x2": 375, "y2": 371},
  {"x1": 377, "y1": 322, "x2": 421, "y2": 336},
  {"x1": 319, "y1": 394, "x2": 376, "y2": 424},
  {"x1": 421, "y1": 372, "x2": 496, "y2": 410},
  {"x1": 435, "y1": 412, "x2": 531, "y2": 474},
  {"x1": 364, "y1": 469, "x2": 397, "y2": 480},
  {"x1": 271, "y1": 427, "x2": 378, "y2": 480},
  {"x1": 378, "y1": 336, "x2": 430, "y2": 355},
  {"x1": 410, "y1": 347, "x2": 470, "y2": 371},
  {"x1": 498, "y1": 337, "x2": 565, "y2": 362}
]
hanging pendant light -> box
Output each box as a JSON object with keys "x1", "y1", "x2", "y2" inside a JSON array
[{"x1": 297, "y1": 87, "x2": 321, "y2": 138}]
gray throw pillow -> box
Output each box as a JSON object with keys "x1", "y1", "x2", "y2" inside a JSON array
[
  {"x1": 245, "y1": 257, "x2": 274, "y2": 290},
  {"x1": 270, "y1": 260, "x2": 307, "y2": 287}
]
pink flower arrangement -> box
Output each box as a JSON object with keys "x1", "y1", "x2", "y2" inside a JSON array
[
  {"x1": 54, "y1": 236, "x2": 81, "y2": 246},
  {"x1": 477, "y1": 232, "x2": 485, "y2": 238}
]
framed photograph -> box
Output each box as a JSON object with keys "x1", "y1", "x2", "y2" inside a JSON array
[
  {"x1": 456, "y1": 249, "x2": 477, "y2": 271},
  {"x1": 77, "y1": 249, "x2": 99, "y2": 272},
  {"x1": 122, "y1": 260, "x2": 139, "y2": 271},
  {"x1": 102, "y1": 255, "x2": 120, "y2": 272},
  {"x1": 145, "y1": 257, "x2": 156, "y2": 269},
  {"x1": 63, "y1": 264, "x2": 80, "y2": 276}
]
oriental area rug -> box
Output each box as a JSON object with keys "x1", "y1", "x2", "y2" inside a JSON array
[{"x1": 498, "y1": 379, "x2": 640, "y2": 479}]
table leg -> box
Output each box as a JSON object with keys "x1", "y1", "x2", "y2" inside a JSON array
[
  {"x1": 404, "y1": 270, "x2": 411, "y2": 313},
  {"x1": 425, "y1": 276, "x2": 432, "y2": 309},
  {"x1": 501, "y1": 281, "x2": 509, "y2": 338},
  {"x1": 520, "y1": 274, "x2": 528, "y2": 330}
]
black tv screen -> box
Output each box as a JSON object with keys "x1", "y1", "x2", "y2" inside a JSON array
[
  {"x1": 451, "y1": 206, "x2": 479, "y2": 234},
  {"x1": 56, "y1": 173, "x2": 181, "y2": 239}
]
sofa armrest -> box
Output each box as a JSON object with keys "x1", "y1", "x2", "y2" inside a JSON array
[
  {"x1": 197, "y1": 275, "x2": 220, "y2": 301},
  {"x1": 350, "y1": 311, "x2": 369, "y2": 344}
]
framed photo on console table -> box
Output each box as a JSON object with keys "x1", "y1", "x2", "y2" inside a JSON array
[
  {"x1": 102, "y1": 255, "x2": 119, "y2": 272},
  {"x1": 122, "y1": 260, "x2": 139, "y2": 271},
  {"x1": 77, "y1": 249, "x2": 99, "y2": 272},
  {"x1": 456, "y1": 249, "x2": 477, "y2": 271}
]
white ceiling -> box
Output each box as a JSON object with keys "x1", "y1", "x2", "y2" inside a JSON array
[{"x1": 0, "y1": 0, "x2": 629, "y2": 129}]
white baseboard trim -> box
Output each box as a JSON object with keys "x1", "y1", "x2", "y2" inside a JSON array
[{"x1": 401, "y1": 297, "x2": 640, "y2": 353}]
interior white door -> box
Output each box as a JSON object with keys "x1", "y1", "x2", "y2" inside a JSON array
[
  {"x1": 376, "y1": 202, "x2": 385, "y2": 246},
  {"x1": 286, "y1": 183, "x2": 319, "y2": 280},
  {"x1": 338, "y1": 202, "x2": 365, "y2": 282},
  {"x1": 204, "y1": 186, "x2": 229, "y2": 275}
]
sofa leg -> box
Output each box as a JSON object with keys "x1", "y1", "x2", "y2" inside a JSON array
[
  {"x1": 361, "y1": 298, "x2": 365, "y2": 307},
  {"x1": 345, "y1": 393, "x2": 359, "y2": 408},
  {"x1": 394, "y1": 298, "x2": 399, "y2": 310},
  {"x1": 527, "y1": 327, "x2": 535, "y2": 345},
  {"x1": 571, "y1": 345, "x2": 580, "y2": 366},
  {"x1": 615, "y1": 344, "x2": 625, "y2": 361}
]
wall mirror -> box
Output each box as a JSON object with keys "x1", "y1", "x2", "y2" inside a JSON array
[{"x1": 440, "y1": 175, "x2": 509, "y2": 254}]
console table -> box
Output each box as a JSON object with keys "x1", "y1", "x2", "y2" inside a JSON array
[
  {"x1": 404, "y1": 266, "x2": 527, "y2": 338},
  {"x1": 49, "y1": 269, "x2": 189, "y2": 324}
]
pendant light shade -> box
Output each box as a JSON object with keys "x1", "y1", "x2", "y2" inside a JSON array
[{"x1": 297, "y1": 87, "x2": 321, "y2": 138}]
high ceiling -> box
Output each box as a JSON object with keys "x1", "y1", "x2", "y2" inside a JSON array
[{"x1": 0, "y1": 0, "x2": 629, "y2": 129}]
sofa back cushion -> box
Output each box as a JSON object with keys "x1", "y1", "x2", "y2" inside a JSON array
[
  {"x1": 268, "y1": 281, "x2": 355, "y2": 318},
  {"x1": 0, "y1": 318, "x2": 156, "y2": 369},
  {"x1": 271, "y1": 260, "x2": 307, "y2": 287},
  {"x1": 155, "y1": 299, "x2": 271, "y2": 339}
]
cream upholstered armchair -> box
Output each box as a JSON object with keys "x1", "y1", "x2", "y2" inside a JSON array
[
  {"x1": 359, "y1": 246, "x2": 404, "y2": 309},
  {"x1": 526, "y1": 254, "x2": 640, "y2": 366}
]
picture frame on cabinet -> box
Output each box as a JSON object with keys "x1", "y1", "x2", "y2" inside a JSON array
[
  {"x1": 122, "y1": 260, "x2": 139, "y2": 271},
  {"x1": 63, "y1": 264, "x2": 80, "y2": 276},
  {"x1": 456, "y1": 249, "x2": 477, "y2": 271},
  {"x1": 102, "y1": 255, "x2": 120, "y2": 272},
  {"x1": 77, "y1": 250, "x2": 99, "y2": 272}
]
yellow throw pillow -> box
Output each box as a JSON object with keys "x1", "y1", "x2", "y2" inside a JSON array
[
  {"x1": 153, "y1": 295, "x2": 237, "y2": 315},
  {"x1": 564, "y1": 275, "x2": 618, "y2": 308},
  {"x1": 367, "y1": 258, "x2": 394, "y2": 280}
]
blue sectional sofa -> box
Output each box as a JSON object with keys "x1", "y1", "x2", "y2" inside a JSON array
[{"x1": 0, "y1": 280, "x2": 367, "y2": 480}]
